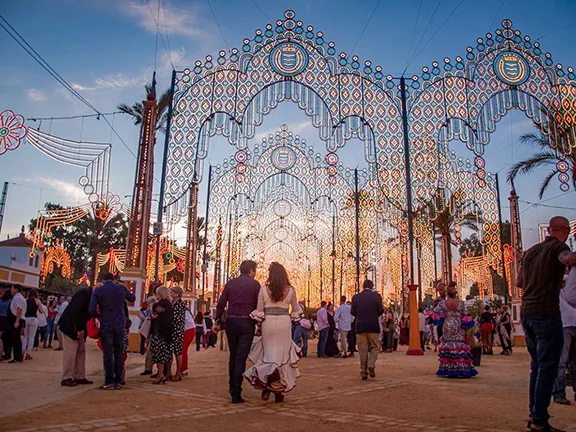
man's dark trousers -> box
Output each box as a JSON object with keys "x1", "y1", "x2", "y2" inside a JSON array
[
  {"x1": 100, "y1": 327, "x2": 124, "y2": 385},
  {"x1": 226, "y1": 317, "x2": 255, "y2": 398}
]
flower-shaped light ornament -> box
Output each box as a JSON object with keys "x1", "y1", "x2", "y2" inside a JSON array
[
  {"x1": 0, "y1": 110, "x2": 27, "y2": 155},
  {"x1": 92, "y1": 192, "x2": 121, "y2": 221}
]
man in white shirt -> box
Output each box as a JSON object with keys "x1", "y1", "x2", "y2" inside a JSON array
[
  {"x1": 334, "y1": 295, "x2": 353, "y2": 358},
  {"x1": 553, "y1": 270, "x2": 576, "y2": 405},
  {"x1": 418, "y1": 307, "x2": 426, "y2": 351},
  {"x1": 54, "y1": 296, "x2": 70, "y2": 351},
  {"x1": 7, "y1": 284, "x2": 26, "y2": 363}
]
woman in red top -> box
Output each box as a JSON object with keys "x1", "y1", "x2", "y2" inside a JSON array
[{"x1": 44, "y1": 299, "x2": 58, "y2": 348}]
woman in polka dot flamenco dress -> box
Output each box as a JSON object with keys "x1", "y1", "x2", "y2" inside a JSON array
[{"x1": 433, "y1": 282, "x2": 478, "y2": 379}]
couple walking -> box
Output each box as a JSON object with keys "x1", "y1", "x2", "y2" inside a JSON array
[{"x1": 214, "y1": 260, "x2": 301, "y2": 404}]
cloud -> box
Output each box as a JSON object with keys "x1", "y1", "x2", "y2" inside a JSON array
[
  {"x1": 35, "y1": 176, "x2": 85, "y2": 202},
  {"x1": 27, "y1": 88, "x2": 47, "y2": 102},
  {"x1": 120, "y1": 1, "x2": 205, "y2": 38},
  {"x1": 71, "y1": 73, "x2": 147, "y2": 92},
  {"x1": 511, "y1": 119, "x2": 535, "y2": 135}
]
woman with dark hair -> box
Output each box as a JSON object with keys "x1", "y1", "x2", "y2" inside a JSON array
[
  {"x1": 244, "y1": 262, "x2": 301, "y2": 403},
  {"x1": 44, "y1": 299, "x2": 57, "y2": 348},
  {"x1": 433, "y1": 282, "x2": 477, "y2": 378},
  {"x1": 149, "y1": 287, "x2": 173, "y2": 384},
  {"x1": 194, "y1": 311, "x2": 205, "y2": 352},
  {"x1": 170, "y1": 286, "x2": 186, "y2": 381},
  {"x1": 325, "y1": 304, "x2": 341, "y2": 357},
  {"x1": 23, "y1": 289, "x2": 42, "y2": 360},
  {"x1": 399, "y1": 315, "x2": 409, "y2": 346},
  {"x1": 480, "y1": 305, "x2": 495, "y2": 355}
]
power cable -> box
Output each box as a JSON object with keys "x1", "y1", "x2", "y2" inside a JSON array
[
  {"x1": 520, "y1": 191, "x2": 573, "y2": 214},
  {"x1": 206, "y1": 0, "x2": 230, "y2": 52},
  {"x1": 536, "y1": 19, "x2": 576, "y2": 41},
  {"x1": 145, "y1": 0, "x2": 175, "y2": 70},
  {"x1": 405, "y1": 0, "x2": 444, "y2": 70},
  {"x1": 404, "y1": 0, "x2": 425, "y2": 72},
  {"x1": 27, "y1": 111, "x2": 122, "y2": 122},
  {"x1": 487, "y1": 0, "x2": 506, "y2": 34},
  {"x1": 351, "y1": 0, "x2": 381, "y2": 55},
  {"x1": 250, "y1": 0, "x2": 272, "y2": 22},
  {"x1": 0, "y1": 14, "x2": 138, "y2": 160},
  {"x1": 161, "y1": 0, "x2": 173, "y2": 59},
  {"x1": 518, "y1": 200, "x2": 576, "y2": 211},
  {"x1": 406, "y1": 0, "x2": 467, "y2": 71}
]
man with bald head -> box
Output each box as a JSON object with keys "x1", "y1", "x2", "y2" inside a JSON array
[{"x1": 518, "y1": 216, "x2": 576, "y2": 431}]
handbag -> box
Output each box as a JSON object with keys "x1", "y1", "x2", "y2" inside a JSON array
[
  {"x1": 87, "y1": 317, "x2": 100, "y2": 339},
  {"x1": 139, "y1": 317, "x2": 151, "y2": 339},
  {"x1": 300, "y1": 318, "x2": 312, "y2": 330}
]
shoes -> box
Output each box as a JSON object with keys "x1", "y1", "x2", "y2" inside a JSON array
[
  {"x1": 8, "y1": 360, "x2": 22, "y2": 363},
  {"x1": 151, "y1": 378, "x2": 167, "y2": 385},
  {"x1": 368, "y1": 368, "x2": 376, "y2": 378},
  {"x1": 553, "y1": 397, "x2": 571, "y2": 405},
  {"x1": 114, "y1": 383, "x2": 123, "y2": 390},
  {"x1": 342, "y1": 354, "x2": 349, "y2": 358},
  {"x1": 529, "y1": 424, "x2": 566, "y2": 432},
  {"x1": 54, "y1": 347, "x2": 63, "y2": 351},
  {"x1": 361, "y1": 376, "x2": 368, "y2": 381},
  {"x1": 349, "y1": 353, "x2": 354, "y2": 357},
  {"x1": 24, "y1": 354, "x2": 32, "y2": 360},
  {"x1": 231, "y1": 395, "x2": 245, "y2": 404},
  {"x1": 140, "y1": 370, "x2": 152, "y2": 376},
  {"x1": 182, "y1": 370, "x2": 189, "y2": 376},
  {"x1": 261, "y1": 390, "x2": 271, "y2": 401},
  {"x1": 120, "y1": 381, "x2": 126, "y2": 386},
  {"x1": 74, "y1": 378, "x2": 93, "y2": 385},
  {"x1": 61, "y1": 379, "x2": 77, "y2": 387},
  {"x1": 100, "y1": 383, "x2": 115, "y2": 390},
  {"x1": 274, "y1": 393, "x2": 285, "y2": 403},
  {"x1": 150, "y1": 373, "x2": 159, "y2": 379}
]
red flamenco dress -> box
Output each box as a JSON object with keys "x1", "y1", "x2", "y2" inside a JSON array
[{"x1": 433, "y1": 300, "x2": 478, "y2": 378}]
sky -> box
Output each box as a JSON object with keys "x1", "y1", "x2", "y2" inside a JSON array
[{"x1": 1, "y1": 0, "x2": 575, "y2": 252}]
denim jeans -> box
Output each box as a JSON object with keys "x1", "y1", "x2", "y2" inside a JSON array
[
  {"x1": 195, "y1": 326, "x2": 203, "y2": 351},
  {"x1": 317, "y1": 328, "x2": 329, "y2": 357},
  {"x1": 293, "y1": 324, "x2": 309, "y2": 356},
  {"x1": 225, "y1": 318, "x2": 255, "y2": 398},
  {"x1": 522, "y1": 316, "x2": 564, "y2": 425},
  {"x1": 553, "y1": 326, "x2": 576, "y2": 400},
  {"x1": 45, "y1": 318, "x2": 55, "y2": 346},
  {"x1": 100, "y1": 327, "x2": 125, "y2": 385}
]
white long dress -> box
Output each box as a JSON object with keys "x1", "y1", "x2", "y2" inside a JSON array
[{"x1": 244, "y1": 285, "x2": 301, "y2": 394}]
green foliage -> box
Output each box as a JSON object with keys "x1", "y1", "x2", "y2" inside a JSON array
[
  {"x1": 42, "y1": 273, "x2": 80, "y2": 295},
  {"x1": 459, "y1": 233, "x2": 482, "y2": 257},
  {"x1": 469, "y1": 282, "x2": 479, "y2": 298},
  {"x1": 466, "y1": 299, "x2": 484, "y2": 319}
]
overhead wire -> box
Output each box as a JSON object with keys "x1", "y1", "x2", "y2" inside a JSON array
[
  {"x1": 27, "y1": 111, "x2": 122, "y2": 122},
  {"x1": 406, "y1": 0, "x2": 467, "y2": 71},
  {"x1": 404, "y1": 0, "x2": 425, "y2": 73},
  {"x1": 250, "y1": 0, "x2": 272, "y2": 22},
  {"x1": 206, "y1": 0, "x2": 230, "y2": 52},
  {"x1": 351, "y1": 0, "x2": 381, "y2": 55},
  {"x1": 145, "y1": 0, "x2": 175, "y2": 70},
  {"x1": 0, "y1": 14, "x2": 138, "y2": 160},
  {"x1": 404, "y1": 0, "x2": 444, "y2": 71},
  {"x1": 487, "y1": 0, "x2": 506, "y2": 34},
  {"x1": 536, "y1": 19, "x2": 576, "y2": 41}
]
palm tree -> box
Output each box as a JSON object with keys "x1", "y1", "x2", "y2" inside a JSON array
[
  {"x1": 117, "y1": 83, "x2": 171, "y2": 132},
  {"x1": 507, "y1": 130, "x2": 576, "y2": 198},
  {"x1": 426, "y1": 188, "x2": 481, "y2": 284}
]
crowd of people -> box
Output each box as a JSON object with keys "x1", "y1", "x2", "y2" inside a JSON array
[{"x1": 1, "y1": 215, "x2": 575, "y2": 431}]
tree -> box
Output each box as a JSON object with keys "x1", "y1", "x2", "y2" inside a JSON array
[
  {"x1": 117, "y1": 83, "x2": 171, "y2": 132},
  {"x1": 459, "y1": 233, "x2": 483, "y2": 258},
  {"x1": 507, "y1": 115, "x2": 576, "y2": 198},
  {"x1": 427, "y1": 188, "x2": 482, "y2": 283},
  {"x1": 469, "y1": 282, "x2": 480, "y2": 298}
]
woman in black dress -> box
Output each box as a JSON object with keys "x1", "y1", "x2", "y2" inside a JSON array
[
  {"x1": 170, "y1": 286, "x2": 186, "y2": 381},
  {"x1": 150, "y1": 287, "x2": 173, "y2": 384},
  {"x1": 325, "y1": 304, "x2": 341, "y2": 358}
]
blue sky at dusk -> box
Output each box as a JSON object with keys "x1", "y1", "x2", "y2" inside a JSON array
[{"x1": 1, "y1": 0, "x2": 575, "y2": 250}]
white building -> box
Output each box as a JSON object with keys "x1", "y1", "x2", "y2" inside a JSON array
[{"x1": 0, "y1": 227, "x2": 41, "y2": 290}]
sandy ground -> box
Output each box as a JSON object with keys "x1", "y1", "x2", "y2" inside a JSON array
[{"x1": 1, "y1": 339, "x2": 575, "y2": 432}]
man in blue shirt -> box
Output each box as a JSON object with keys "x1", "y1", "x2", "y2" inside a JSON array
[{"x1": 89, "y1": 273, "x2": 135, "y2": 389}]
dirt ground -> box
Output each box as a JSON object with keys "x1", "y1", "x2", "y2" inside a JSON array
[{"x1": 1, "y1": 339, "x2": 575, "y2": 432}]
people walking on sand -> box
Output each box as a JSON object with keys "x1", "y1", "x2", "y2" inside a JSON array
[
  {"x1": 316, "y1": 301, "x2": 329, "y2": 358},
  {"x1": 34, "y1": 300, "x2": 48, "y2": 351},
  {"x1": 498, "y1": 305, "x2": 512, "y2": 356},
  {"x1": 433, "y1": 282, "x2": 446, "y2": 341},
  {"x1": 44, "y1": 299, "x2": 57, "y2": 348},
  {"x1": 22, "y1": 289, "x2": 42, "y2": 360},
  {"x1": 0, "y1": 289, "x2": 11, "y2": 360},
  {"x1": 54, "y1": 296, "x2": 70, "y2": 351},
  {"x1": 517, "y1": 216, "x2": 576, "y2": 431},
  {"x1": 325, "y1": 303, "x2": 341, "y2": 358},
  {"x1": 244, "y1": 262, "x2": 301, "y2": 403},
  {"x1": 217, "y1": 310, "x2": 228, "y2": 351},
  {"x1": 138, "y1": 301, "x2": 150, "y2": 355},
  {"x1": 89, "y1": 273, "x2": 136, "y2": 389},
  {"x1": 433, "y1": 282, "x2": 477, "y2": 379},
  {"x1": 214, "y1": 260, "x2": 260, "y2": 404},
  {"x1": 181, "y1": 305, "x2": 197, "y2": 376},
  {"x1": 169, "y1": 286, "x2": 186, "y2": 381},
  {"x1": 140, "y1": 296, "x2": 156, "y2": 376},
  {"x1": 149, "y1": 286, "x2": 173, "y2": 385},
  {"x1": 194, "y1": 311, "x2": 205, "y2": 352},
  {"x1": 335, "y1": 296, "x2": 352, "y2": 358},
  {"x1": 58, "y1": 283, "x2": 93, "y2": 387},
  {"x1": 351, "y1": 279, "x2": 384, "y2": 380},
  {"x1": 6, "y1": 284, "x2": 26, "y2": 363},
  {"x1": 480, "y1": 305, "x2": 495, "y2": 355},
  {"x1": 292, "y1": 301, "x2": 311, "y2": 357},
  {"x1": 418, "y1": 308, "x2": 426, "y2": 352}
]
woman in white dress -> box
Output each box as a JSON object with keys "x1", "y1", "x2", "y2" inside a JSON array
[{"x1": 244, "y1": 262, "x2": 302, "y2": 403}]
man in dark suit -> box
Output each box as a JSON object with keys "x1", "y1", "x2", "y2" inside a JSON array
[
  {"x1": 214, "y1": 260, "x2": 260, "y2": 403},
  {"x1": 58, "y1": 284, "x2": 93, "y2": 387},
  {"x1": 351, "y1": 279, "x2": 384, "y2": 381}
]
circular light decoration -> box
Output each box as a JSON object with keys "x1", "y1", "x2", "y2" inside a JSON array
[
  {"x1": 235, "y1": 150, "x2": 247, "y2": 163},
  {"x1": 474, "y1": 156, "x2": 485, "y2": 169},
  {"x1": 557, "y1": 160, "x2": 569, "y2": 173},
  {"x1": 325, "y1": 152, "x2": 339, "y2": 165},
  {"x1": 274, "y1": 227, "x2": 289, "y2": 241},
  {"x1": 269, "y1": 41, "x2": 309, "y2": 77},
  {"x1": 273, "y1": 199, "x2": 292, "y2": 217},
  {"x1": 271, "y1": 146, "x2": 297, "y2": 170},
  {"x1": 0, "y1": 110, "x2": 27, "y2": 155},
  {"x1": 493, "y1": 51, "x2": 530, "y2": 86}
]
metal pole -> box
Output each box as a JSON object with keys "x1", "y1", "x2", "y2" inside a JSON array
[
  {"x1": 399, "y1": 76, "x2": 415, "y2": 286},
  {"x1": 331, "y1": 213, "x2": 336, "y2": 302},
  {"x1": 354, "y1": 168, "x2": 361, "y2": 293},
  {"x1": 432, "y1": 223, "x2": 438, "y2": 283},
  {"x1": 154, "y1": 70, "x2": 177, "y2": 282},
  {"x1": 0, "y1": 182, "x2": 8, "y2": 236},
  {"x1": 224, "y1": 200, "x2": 234, "y2": 281},
  {"x1": 307, "y1": 263, "x2": 311, "y2": 307},
  {"x1": 319, "y1": 240, "x2": 324, "y2": 301},
  {"x1": 495, "y1": 173, "x2": 509, "y2": 304},
  {"x1": 201, "y1": 166, "x2": 213, "y2": 302}
]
